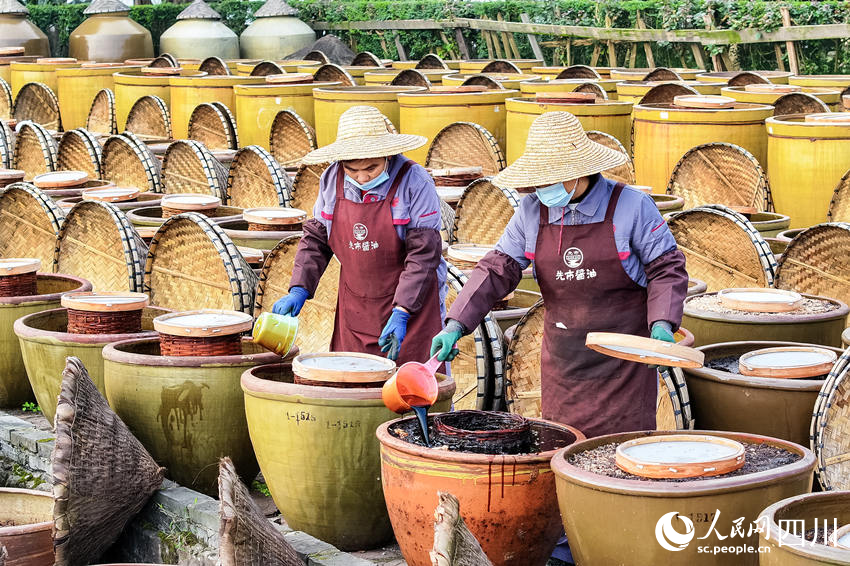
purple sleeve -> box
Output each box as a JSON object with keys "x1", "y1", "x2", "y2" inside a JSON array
[
  {"x1": 630, "y1": 192, "x2": 679, "y2": 265},
  {"x1": 447, "y1": 250, "x2": 523, "y2": 333},
  {"x1": 394, "y1": 227, "x2": 443, "y2": 313},
  {"x1": 289, "y1": 218, "x2": 333, "y2": 298},
  {"x1": 405, "y1": 165, "x2": 442, "y2": 231},
  {"x1": 644, "y1": 248, "x2": 688, "y2": 331},
  {"x1": 494, "y1": 202, "x2": 533, "y2": 270}
]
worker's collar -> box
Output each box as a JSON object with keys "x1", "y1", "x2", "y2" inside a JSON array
[{"x1": 557, "y1": 173, "x2": 605, "y2": 216}]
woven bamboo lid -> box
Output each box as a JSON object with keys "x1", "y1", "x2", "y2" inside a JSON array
[
  {"x1": 162, "y1": 139, "x2": 228, "y2": 200},
  {"x1": 12, "y1": 82, "x2": 60, "y2": 131},
  {"x1": 774, "y1": 93, "x2": 830, "y2": 116},
  {"x1": 350, "y1": 51, "x2": 382, "y2": 67},
  {"x1": 242, "y1": 207, "x2": 306, "y2": 226},
  {"x1": 145, "y1": 212, "x2": 256, "y2": 312},
  {"x1": 738, "y1": 346, "x2": 836, "y2": 379},
  {"x1": 160, "y1": 193, "x2": 220, "y2": 211},
  {"x1": 101, "y1": 132, "x2": 162, "y2": 194},
  {"x1": 198, "y1": 56, "x2": 230, "y2": 76},
  {"x1": 81, "y1": 186, "x2": 140, "y2": 203},
  {"x1": 254, "y1": 234, "x2": 340, "y2": 352},
  {"x1": 188, "y1": 103, "x2": 236, "y2": 150},
  {"x1": 61, "y1": 291, "x2": 148, "y2": 312},
  {"x1": 0, "y1": 122, "x2": 13, "y2": 169},
  {"x1": 55, "y1": 200, "x2": 147, "y2": 292},
  {"x1": 828, "y1": 170, "x2": 850, "y2": 222},
  {"x1": 85, "y1": 88, "x2": 116, "y2": 136},
  {"x1": 34, "y1": 170, "x2": 89, "y2": 188},
  {"x1": 615, "y1": 434, "x2": 745, "y2": 479},
  {"x1": 667, "y1": 142, "x2": 770, "y2": 211},
  {"x1": 264, "y1": 73, "x2": 313, "y2": 84},
  {"x1": 480, "y1": 60, "x2": 521, "y2": 74},
  {"x1": 642, "y1": 67, "x2": 682, "y2": 82},
  {"x1": 293, "y1": 352, "x2": 395, "y2": 384},
  {"x1": 656, "y1": 370, "x2": 683, "y2": 431},
  {"x1": 585, "y1": 131, "x2": 635, "y2": 184},
  {"x1": 250, "y1": 61, "x2": 283, "y2": 77},
  {"x1": 667, "y1": 205, "x2": 776, "y2": 290},
  {"x1": 504, "y1": 299, "x2": 544, "y2": 416},
  {"x1": 304, "y1": 50, "x2": 330, "y2": 64},
  {"x1": 415, "y1": 54, "x2": 449, "y2": 70},
  {"x1": 141, "y1": 66, "x2": 182, "y2": 76},
  {"x1": 226, "y1": 145, "x2": 291, "y2": 208},
  {"x1": 774, "y1": 223, "x2": 850, "y2": 307},
  {"x1": 125, "y1": 95, "x2": 172, "y2": 141},
  {"x1": 556, "y1": 65, "x2": 601, "y2": 79},
  {"x1": 13, "y1": 121, "x2": 57, "y2": 181},
  {"x1": 391, "y1": 69, "x2": 431, "y2": 88},
  {"x1": 0, "y1": 183, "x2": 64, "y2": 267},
  {"x1": 451, "y1": 178, "x2": 519, "y2": 245},
  {"x1": 812, "y1": 354, "x2": 850, "y2": 489},
  {"x1": 717, "y1": 287, "x2": 803, "y2": 312},
  {"x1": 312, "y1": 64, "x2": 355, "y2": 86},
  {"x1": 638, "y1": 83, "x2": 698, "y2": 105},
  {"x1": 269, "y1": 109, "x2": 316, "y2": 168},
  {"x1": 57, "y1": 129, "x2": 102, "y2": 179},
  {"x1": 425, "y1": 122, "x2": 506, "y2": 177},
  {"x1": 0, "y1": 77, "x2": 11, "y2": 120},
  {"x1": 153, "y1": 309, "x2": 253, "y2": 337},
  {"x1": 673, "y1": 95, "x2": 737, "y2": 109},
  {"x1": 0, "y1": 257, "x2": 40, "y2": 275},
  {"x1": 586, "y1": 332, "x2": 705, "y2": 368},
  {"x1": 288, "y1": 163, "x2": 324, "y2": 215}
]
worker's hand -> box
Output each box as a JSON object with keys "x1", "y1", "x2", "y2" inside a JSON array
[
  {"x1": 430, "y1": 320, "x2": 464, "y2": 362},
  {"x1": 379, "y1": 308, "x2": 410, "y2": 361},
  {"x1": 648, "y1": 320, "x2": 676, "y2": 372},
  {"x1": 272, "y1": 286, "x2": 309, "y2": 317}
]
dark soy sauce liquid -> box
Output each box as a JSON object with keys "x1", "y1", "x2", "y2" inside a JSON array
[{"x1": 411, "y1": 406, "x2": 431, "y2": 447}]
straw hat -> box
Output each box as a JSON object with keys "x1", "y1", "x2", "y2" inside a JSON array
[
  {"x1": 302, "y1": 105, "x2": 425, "y2": 164},
  {"x1": 492, "y1": 111, "x2": 628, "y2": 191}
]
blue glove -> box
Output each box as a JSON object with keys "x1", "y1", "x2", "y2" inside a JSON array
[
  {"x1": 649, "y1": 320, "x2": 675, "y2": 371},
  {"x1": 430, "y1": 320, "x2": 464, "y2": 362},
  {"x1": 272, "y1": 286, "x2": 309, "y2": 317},
  {"x1": 379, "y1": 307, "x2": 410, "y2": 361}
]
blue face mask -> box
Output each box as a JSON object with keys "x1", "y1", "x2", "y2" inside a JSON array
[
  {"x1": 535, "y1": 181, "x2": 576, "y2": 208},
  {"x1": 346, "y1": 160, "x2": 390, "y2": 191}
]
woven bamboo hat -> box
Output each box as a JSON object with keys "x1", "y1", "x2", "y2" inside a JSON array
[
  {"x1": 302, "y1": 105, "x2": 426, "y2": 164},
  {"x1": 491, "y1": 111, "x2": 628, "y2": 191}
]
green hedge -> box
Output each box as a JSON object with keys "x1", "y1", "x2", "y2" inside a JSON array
[{"x1": 24, "y1": 0, "x2": 850, "y2": 74}]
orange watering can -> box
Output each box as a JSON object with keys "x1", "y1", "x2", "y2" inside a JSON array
[{"x1": 382, "y1": 353, "x2": 441, "y2": 414}]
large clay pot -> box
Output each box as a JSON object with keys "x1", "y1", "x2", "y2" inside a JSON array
[
  {"x1": 102, "y1": 337, "x2": 284, "y2": 496},
  {"x1": 239, "y1": 12, "x2": 315, "y2": 60},
  {"x1": 56, "y1": 64, "x2": 139, "y2": 130},
  {"x1": 14, "y1": 306, "x2": 166, "y2": 424},
  {"x1": 0, "y1": 274, "x2": 92, "y2": 408},
  {"x1": 241, "y1": 362, "x2": 455, "y2": 551},
  {"x1": 684, "y1": 340, "x2": 842, "y2": 446},
  {"x1": 0, "y1": 11, "x2": 48, "y2": 58},
  {"x1": 69, "y1": 12, "x2": 153, "y2": 63},
  {"x1": 377, "y1": 416, "x2": 583, "y2": 566},
  {"x1": 0, "y1": 487, "x2": 53, "y2": 566},
  {"x1": 218, "y1": 219, "x2": 302, "y2": 250},
  {"x1": 552, "y1": 430, "x2": 815, "y2": 566}
]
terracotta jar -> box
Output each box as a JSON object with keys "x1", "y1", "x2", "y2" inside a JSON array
[
  {"x1": 0, "y1": 0, "x2": 48, "y2": 56},
  {"x1": 69, "y1": 0, "x2": 153, "y2": 63}
]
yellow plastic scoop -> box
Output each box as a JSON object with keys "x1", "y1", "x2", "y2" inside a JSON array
[{"x1": 252, "y1": 312, "x2": 298, "y2": 357}]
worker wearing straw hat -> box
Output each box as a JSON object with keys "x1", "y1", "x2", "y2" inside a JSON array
[
  {"x1": 273, "y1": 105, "x2": 447, "y2": 365},
  {"x1": 431, "y1": 111, "x2": 688, "y2": 438}
]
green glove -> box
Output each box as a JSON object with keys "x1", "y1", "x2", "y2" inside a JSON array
[
  {"x1": 431, "y1": 320, "x2": 464, "y2": 362},
  {"x1": 649, "y1": 320, "x2": 675, "y2": 372}
]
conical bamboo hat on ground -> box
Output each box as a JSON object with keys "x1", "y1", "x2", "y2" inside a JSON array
[
  {"x1": 52, "y1": 357, "x2": 164, "y2": 566},
  {"x1": 218, "y1": 457, "x2": 301, "y2": 566},
  {"x1": 0, "y1": 182, "x2": 64, "y2": 267},
  {"x1": 430, "y1": 492, "x2": 494, "y2": 566}
]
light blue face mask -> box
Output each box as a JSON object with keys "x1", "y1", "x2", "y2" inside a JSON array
[
  {"x1": 535, "y1": 181, "x2": 576, "y2": 208},
  {"x1": 346, "y1": 159, "x2": 390, "y2": 191}
]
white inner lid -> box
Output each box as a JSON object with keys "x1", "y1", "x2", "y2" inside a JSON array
[
  {"x1": 300, "y1": 355, "x2": 391, "y2": 371},
  {"x1": 164, "y1": 312, "x2": 248, "y2": 328},
  {"x1": 250, "y1": 209, "x2": 305, "y2": 219},
  {"x1": 744, "y1": 350, "x2": 835, "y2": 369},
  {"x1": 162, "y1": 194, "x2": 220, "y2": 205},
  {"x1": 65, "y1": 294, "x2": 142, "y2": 305},
  {"x1": 36, "y1": 171, "x2": 87, "y2": 182},
  {"x1": 0, "y1": 258, "x2": 39, "y2": 271},
  {"x1": 721, "y1": 290, "x2": 800, "y2": 304},
  {"x1": 85, "y1": 187, "x2": 137, "y2": 198},
  {"x1": 838, "y1": 530, "x2": 850, "y2": 548},
  {"x1": 622, "y1": 440, "x2": 739, "y2": 464},
  {"x1": 604, "y1": 344, "x2": 689, "y2": 362},
  {"x1": 436, "y1": 186, "x2": 465, "y2": 199}
]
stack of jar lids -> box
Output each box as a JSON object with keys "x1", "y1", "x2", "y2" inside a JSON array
[
  {"x1": 81, "y1": 186, "x2": 140, "y2": 203},
  {"x1": 743, "y1": 84, "x2": 801, "y2": 94},
  {"x1": 141, "y1": 66, "x2": 182, "y2": 76},
  {"x1": 738, "y1": 346, "x2": 837, "y2": 379},
  {"x1": 292, "y1": 352, "x2": 396, "y2": 388},
  {"x1": 265, "y1": 73, "x2": 314, "y2": 84},
  {"x1": 0, "y1": 47, "x2": 24, "y2": 56},
  {"x1": 428, "y1": 166, "x2": 483, "y2": 204},
  {"x1": 534, "y1": 91, "x2": 597, "y2": 104},
  {"x1": 585, "y1": 332, "x2": 705, "y2": 368},
  {"x1": 615, "y1": 434, "x2": 745, "y2": 479},
  {"x1": 805, "y1": 112, "x2": 850, "y2": 123},
  {"x1": 0, "y1": 258, "x2": 40, "y2": 297},
  {"x1": 717, "y1": 288, "x2": 803, "y2": 312},
  {"x1": 672, "y1": 95, "x2": 737, "y2": 109},
  {"x1": 237, "y1": 246, "x2": 264, "y2": 267},
  {"x1": 0, "y1": 168, "x2": 25, "y2": 188},
  {"x1": 160, "y1": 194, "x2": 221, "y2": 218},
  {"x1": 153, "y1": 309, "x2": 253, "y2": 357},
  {"x1": 242, "y1": 207, "x2": 306, "y2": 232},
  {"x1": 33, "y1": 171, "x2": 89, "y2": 190},
  {"x1": 61, "y1": 291, "x2": 148, "y2": 335}
]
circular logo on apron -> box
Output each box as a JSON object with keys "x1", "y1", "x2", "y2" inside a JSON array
[
  {"x1": 353, "y1": 223, "x2": 368, "y2": 241},
  {"x1": 563, "y1": 247, "x2": 583, "y2": 268}
]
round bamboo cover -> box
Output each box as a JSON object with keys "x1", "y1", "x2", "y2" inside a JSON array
[
  {"x1": 643, "y1": 67, "x2": 682, "y2": 81},
  {"x1": 0, "y1": 77, "x2": 11, "y2": 120},
  {"x1": 226, "y1": 145, "x2": 291, "y2": 209},
  {"x1": 125, "y1": 95, "x2": 172, "y2": 141},
  {"x1": 452, "y1": 177, "x2": 519, "y2": 245},
  {"x1": 813, "y1": 359, "x2": 850, "y2": 490},
  {"x1": 86, "y1": 88, "x2": 116, "y2": 136},
  {"x1": 13, "y1": 121, "x2": 57, "y2": 181},
  {"x1": 827, "y1": 169, "x2": 850, "y2": 222},
  {"x1": 145, "y1": 212, "x2": 257, "y2": 313},
  {"x1": 666, "y1": 366, "x2": 693, "y2": 429},
  {"x1": 667, "y1": 205, "x2": 776, "y2": 290},
  {"x1": 390, "y1": 69, "x2": 431, "y2": 88},
  {"x1": 162, "y1": 139, "x2": 228, "y2": 200},
  {"x1": 0, "y1": 120, "x2": 13, "y2": 169},
  {"x1": 269, "y1": 109, "x2": 316, "y2": 168},
  {"x1": 57, "y1": 128, "x2": 102, "y2": 179},
  {"x1": 289, "y1": 163, "x2": 325, "y2": 215},
  {"x1": 254, "y1": 234, "x2": 340, "y2": 352},
  {"x1": 210, "y1": 101, "x2": 239, "y2": 149},
  {"x1": 198, "y1": 56, "x2": 230, "y2": 76},
  {"x1": 504, "y1": 299, "x2": 545, "y2": 417},
  {"x1": 250, "y1": 61, "x2": 283, "y2": 76},
  {"x1": 481, "y1": 60, "x2": 521, "y2": 74},
  {"x1": 774, "y1": 223, "x2": 850, "y2": 307},
  {"x1": 313, "y1": 64, "x2": 355, "y2": 86},
  {"x1": 13, "y1": 82, "x2": 61, "y2": 131},
  {"x1": 101, "y1": 132, "x2": 162, "y2": 193},
  {"x1": 305, "y1": 50, "x2": 330, "y2": 64},
  {"x1": 351, "y1": 51, "x2": 382, "y2": 67},
  {"x1": 149, "y1": 54, "x2": 177, "y2": 68},
  {"x1": 773, "y1": 93, "x2": 830, "y2": 116},
  {"x1": 657, "y1": 370, "x2": 685, "y2": 431},
  {"x1": 667, "y1": 142, "x2": 771, "y2": 211},
  {"x1": 573, "y1": 82, "x2": 607, "y2": 99},
  {"x1": 188, "y1": 103, "x2": 236, "y2": 151},
  {"x1": 586, "y1": 130, "x2": 635, "y2": 185},
  {"x1": 445, "y1": 263, "x2": 503, "y2": 410},
  {"x1": 728, "y1": 71, "x2": 771, "y2": 87},
  {"x1": 557, "y1": 65, "x2": 601, "y2": 79},
  {"x1": 55, "y1": 200, "x2": 146, "y2": 292},
  {"x1": 639, "y1": 83, "x2": 698, "y2": 105},
  {"x1": 0, "y1": 182, "x2": 64, "y2": 267},
  {"x1": 439, "y1": 198, "x2": 454, "y2": 244},
  {"x1": 415, "y1": 54, "x2": 449, "y2": 70},
  {"x1": 425, "y1": 122, "x2": 506, "y2": 177},
  {"x1": 460, "y1": 75, "x2": 504, "y2": 90}
]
